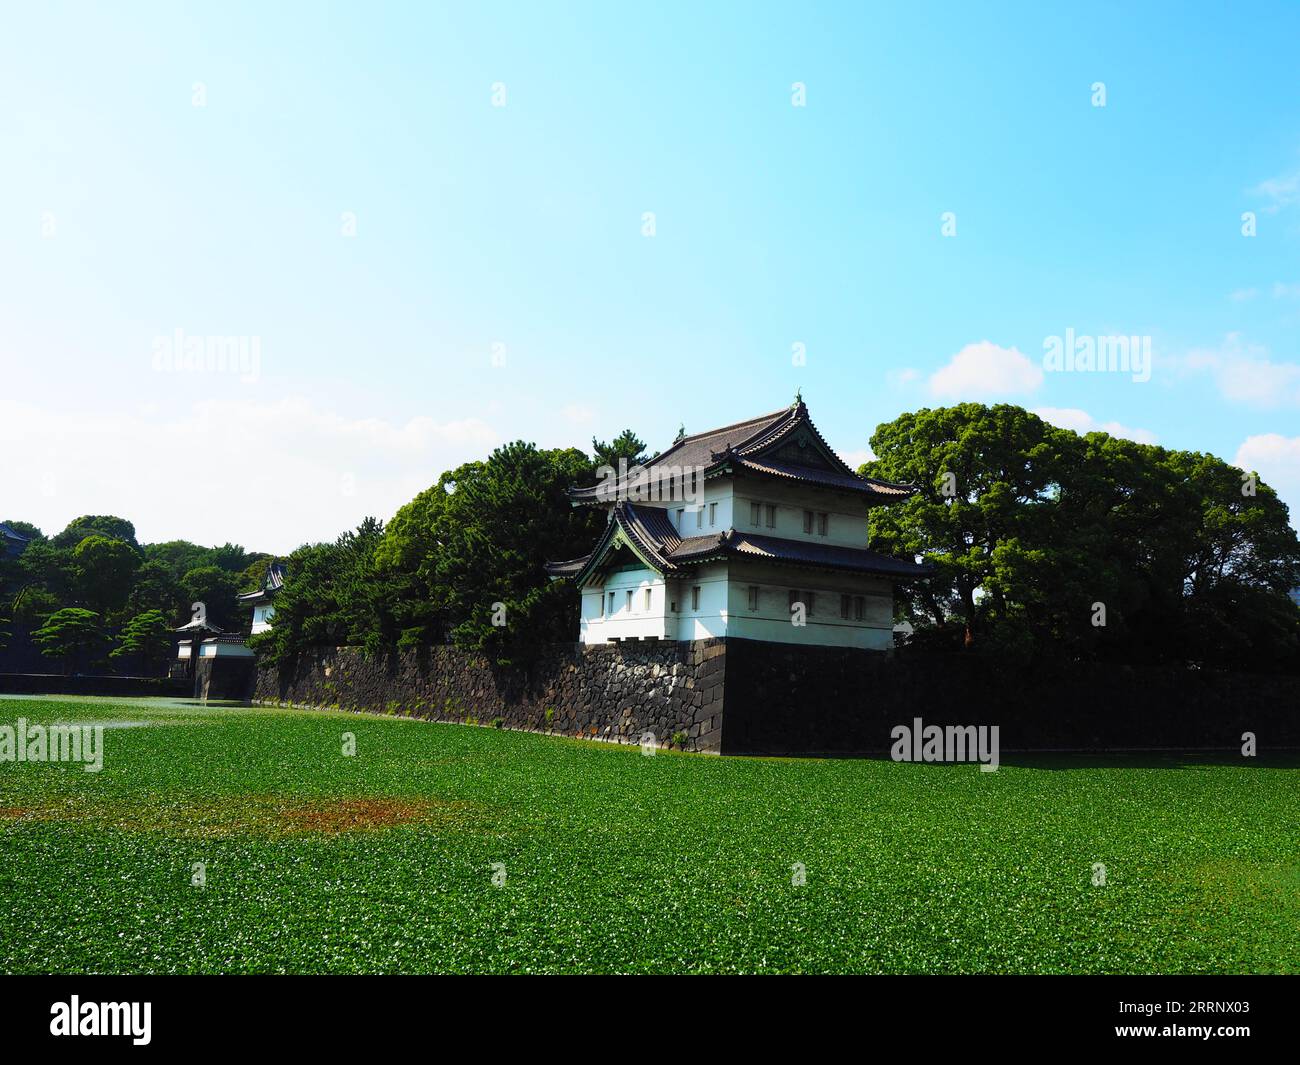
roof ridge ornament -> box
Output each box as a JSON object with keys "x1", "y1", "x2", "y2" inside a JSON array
[{"x1": 674, "y1": 421, "x2": 686, "y2": 443}]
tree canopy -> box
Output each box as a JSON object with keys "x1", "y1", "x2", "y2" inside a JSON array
[
  {"x1": 32, "y1": 608, "x2": 108, "y2": 674},
  {"x1": 864, "y1": 403, "x2": 1300, "y2": 671}
]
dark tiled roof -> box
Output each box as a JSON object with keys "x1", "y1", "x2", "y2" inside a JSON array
[
  {"x1": 237, "y1": 561, "x2": 286, "y2": 603},
  {"x1": 544, "y1": 556, "x2": 590, "y2": 578},
  {"x1": 712, "y1": 531, "x2": 933, "y2": 578},
  {"x1": 737, "y1": 457, "x2": 913, "y2": 496},
  {"x1": 0, "y1": 523, "x2": 31, "y2": 543},
  {"x1": 547, "y1": 501, "x2": 931, "y2": 584},
  {"x1": 569, "y1": 401, "x2": 915, "y2": 502}
]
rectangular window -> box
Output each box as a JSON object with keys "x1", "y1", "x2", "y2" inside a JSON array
[
  {"x1": 709, "y1": 502, "x2": 717, "y2": 526},
  {"x1": 625, "y1": 589, "x2": 633, "y2": 611},
  {"x1": 691, "y1": 586, "x2": 701, "y2": 611},
  {"x1": 750, "y1": 501, "x2": 762, "y2": 525},
  {"x1": 644, "y1": 587, "x2": 652, "y2": 611},
  {"x1": 670, "y1": 599, "x2": 678, "y2": 613},
  {"x1": 803, "y1": 509, "x2": 814, "y2": 534},
  {"x1": 840, "y1": 594, "x2": 851, "y2": 619},
  {"x1": 788, "y1": 589, "x2": 799, "y2": 614},
  {"x1": 608, "y1": 592, "x2": 615, "y2": 615},
  {"x1": 854, "y1": 595, "x2": 866, "y2": 621},
  {"x1": 676, "y1": 508, "x2": 684, "y2": 529},
  {"x1": 748, "y1": 585, "x2": 759, "y2": 611},
  {"x1": 765, "y1": 504, "x2": 776, "y2": 528},
  {"x1": 696, "y1": 507, "x2": 703, "y2": 529},
  {"x1": 818, "y1": 512, "x2": 829, "y2": 536},
  {"x1": 805, "y1": 591, "x2": 815, "y2": 616}
]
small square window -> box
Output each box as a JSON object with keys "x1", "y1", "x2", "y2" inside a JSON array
[
  {"x1": 748, "y1": 585, "x2": 759, "y2": 611},
  {"x1": 691, "y1": 586, "x2": 701, "y2": 611}
]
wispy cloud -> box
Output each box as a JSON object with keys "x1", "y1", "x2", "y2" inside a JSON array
[
  {"x1": 0, "y1": 397, "x2": 499, "y2": 553},
  {"x1": 1177, "y1": 333, "x2": 1300, "y2": 408},
  {"x1": 1251, "y1": 167, "x2": 1300, "y2": 214},
  {"x1": 1033, "y1": 407, "x2": 1158, "y2": 445}
]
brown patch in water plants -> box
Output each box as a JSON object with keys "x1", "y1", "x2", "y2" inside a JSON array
[
  {"x1": 265, "y1": 798, "x2": 440, "y2": 834},
  {"x1": 0, "y1": 795, "x2": 490, "y2": 838}
]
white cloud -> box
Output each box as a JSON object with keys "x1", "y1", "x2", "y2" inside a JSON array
[
  {"x1": 1228, "y1": 288, "x2": 1258, "y2": 302},
  {"x1": 1179, "y1": 333, "x2": 1300, "y2": 408},
  {"x1": 840, "y1": 447, "x2": 877, "y2": 470},
  {"x1": 1235, "y1": 433, "x2": 1300, "y2": 527},
  {"x1": 1033, "y1": 407, "x2": 1158, "y2": 445},
  {"x1": 1252, "y1": 168, "x2": 1300, "y2": 213},
  {"x1": 928, "y1": 341, "x2": 1043, "y2": 400},
  {"x1": 0, "y1": 397, "x2": 498, "y2": 554},
  {"x1": 1271, "y1": 281, "x2": 1300, "y2": 300}
]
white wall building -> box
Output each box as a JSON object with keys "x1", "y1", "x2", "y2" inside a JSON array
[
  {"x1": 546, "y1": 400, "x2": 931, "y2": 650},
  {"x1": 237, "y1": 562, "x2": 285, "y2": 635}
]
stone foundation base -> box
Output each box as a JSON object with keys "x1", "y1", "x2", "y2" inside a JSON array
[{"x1": 254, "y1": 639, "x2": 1300, "y2": 755}]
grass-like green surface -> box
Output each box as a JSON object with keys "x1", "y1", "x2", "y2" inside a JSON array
[{"x1": 0, "y1": 694, "x2": 1296, "y2": 973}]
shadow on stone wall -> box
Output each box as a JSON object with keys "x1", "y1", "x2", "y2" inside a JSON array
[{"x1": 254, "y1": 638, "x2": 1300, "y2": 756}]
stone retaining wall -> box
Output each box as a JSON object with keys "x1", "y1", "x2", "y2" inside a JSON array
[
  {"x1": 254, "y1": 639, "x2": 727, "y2": 752},
  {"x1": 255, "y1": 638, "x2": 1300, "y2": 755}
]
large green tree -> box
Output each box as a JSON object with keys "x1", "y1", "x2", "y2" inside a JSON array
[
  {"x1": 51, "y1": 515, "x2": 138, "y2": 550},
  {"x1": 125, "y1": 560, "x2": 184, "y2": 621},
  {"x1": 865, "y1": 403, "x2": 1300, "y2": 669},
  {"x1": 864, "y1": 404, "x2": 1070, "y2": 648},
  {"x1": 33, "y1": 608, "x2": 108, "y2": 674},
  {"x1": 424, "y1": 442, "x2": 604, "y2": 665},
  {"x1": 259, "y1": 441, "x2": 605, "y2": 668},
  {"x1": 111, "y1": 610, "x2": 173, "y2": 672},
  {"x1": 72, "y1": 534, "x2": 141, "y2": 617},
  {"x1": 179, "y1": 565, "x2": 240, "y2": 630},
  {"x1": 591, "y1": 429, "x2": 648, "y2": 469},
  {"x1": 251, "y1": 518, "x2": 388, "y2": 662}
]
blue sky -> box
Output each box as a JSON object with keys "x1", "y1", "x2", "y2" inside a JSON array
[{"x1": 3, "y1": 1, "x2": 1299, "y2": 552}]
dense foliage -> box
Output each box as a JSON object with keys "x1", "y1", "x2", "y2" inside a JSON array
[
  {"x1": 863, "y1": 404, "x2": 1300, "y2": 671},
  {"x1": 31, "y1": 607, "x2": 108, "y2": 673},
  {"x1": 8, "y1": 405, "x2": 1296, "y2": 676},
  {"x1": 0, "y1": 515, "x2": 273, "y2": 672},
  {"x1": 254, "y1": 440, "x2": 614, "y2": 668}
]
